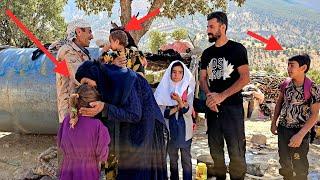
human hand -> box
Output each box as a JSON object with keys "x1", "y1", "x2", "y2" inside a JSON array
[
  {"x1": 193, "y1": 123, "x2": 197, "y2": 132},
  {"x1": 102, "y1": 44, "x2": 111, "y2": 52},
  {"x1": 206, "y1": 94, "x2": 219, "y2": 112},
  {"x1": 171, "y1": 92, "x2": 182, "y2": 102},
  {"x1": 112, "y1": 56, "x2": 127, "y2": 67},
  {"x1": 80, "y1": 77, "x2": 97, "y2": 87},
  {"x1": 270, "y1": 122, "x2": 278, "y2": 135},
  {"x1": 207, "y1": 92, "x2": 227, "y2": 105},
  {"x1": 79, "y1": 101, "x2": 105, "y2": 117},
  {"x1": 288, "y1": 133, "x2": 304, "y2": 148},
  {"x1": 141, "y1": 57, "x2": 148, "y2": 67}
]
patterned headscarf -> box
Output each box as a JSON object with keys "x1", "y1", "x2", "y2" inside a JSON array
[{"x1": 66, "y1": 19, "x2": 91, "y2": 41}]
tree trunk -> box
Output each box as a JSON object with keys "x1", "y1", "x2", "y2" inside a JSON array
[
  {"x1": 120, "y1": 0, "x2": 132, "y2": 26},
  {"x1": 119, "y1": 0, "x2": 165, "y2": 45}
]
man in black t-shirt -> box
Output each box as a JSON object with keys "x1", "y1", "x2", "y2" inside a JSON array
[{"x1": 200, "y1": 11, "x2": 250, "y2": 180}]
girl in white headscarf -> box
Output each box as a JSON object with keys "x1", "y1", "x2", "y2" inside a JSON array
[{"x1": 154, "y1": 60, "x2": 195, "y2": 180}]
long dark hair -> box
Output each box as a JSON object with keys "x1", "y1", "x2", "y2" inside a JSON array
[{"x1": 69, "y1": 84, "x2": 101, "y2": 128}]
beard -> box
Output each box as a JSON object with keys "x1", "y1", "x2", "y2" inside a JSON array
[{"x1": 208, "y1": 32, "x2": 221, "y2": 43}]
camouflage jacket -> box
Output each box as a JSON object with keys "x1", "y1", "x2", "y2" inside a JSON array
[{"x1": 56, "y1": 41, "x2": 90, "y2": 123}]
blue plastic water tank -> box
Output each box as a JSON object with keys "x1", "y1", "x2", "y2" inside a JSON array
[{"x1": 0, "y1": 48, "x2": 100, "y2": 134}]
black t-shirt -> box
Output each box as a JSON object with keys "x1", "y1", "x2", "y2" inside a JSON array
[{"x1": 201, "y1": 40, "x2": 248, "y2": 105}]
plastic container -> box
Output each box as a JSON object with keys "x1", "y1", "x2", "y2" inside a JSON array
[
  {"x1": 0, "y1": 47, "x2": 100, "y2": 134},
  {"x1": 196, "y1": 162, "x2": 207, "y2": 180}
]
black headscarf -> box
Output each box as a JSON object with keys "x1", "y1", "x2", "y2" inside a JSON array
[{"x1": 76, "y1": 60, "x2": 137, "y2": 105}]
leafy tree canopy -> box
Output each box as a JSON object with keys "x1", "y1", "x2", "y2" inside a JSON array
[
  {"x1": 75, "y1": 0, "x2": 246, "y2": 43},
  {"x1": 0, "y1": 0, "x2": 67, "y2": 47}
]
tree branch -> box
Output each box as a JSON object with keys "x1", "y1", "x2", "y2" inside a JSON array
[
  {"x1": 130, "y1": 0, "x2": 165, "y2": 44},
  {"x1": 120, "y1": 0, "x2": 132, "y2": 26}
]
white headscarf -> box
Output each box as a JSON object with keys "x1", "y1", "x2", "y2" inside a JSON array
[
  {"x1": 154, "y1": 60, "x2": 195, "y2": 106},
  {"x1": 154, "y1": 60, "x2": 196, "y2": 141},
  {"x1": 66, "y1": 19, "x2": 91, "y2": 41}
]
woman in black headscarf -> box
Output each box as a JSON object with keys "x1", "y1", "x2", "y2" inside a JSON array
[{"x1": 76, "y1": 60, "x2": 168, "y2": 180}]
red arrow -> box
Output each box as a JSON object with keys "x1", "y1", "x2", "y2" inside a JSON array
[
  {"x1": 247, "y1": 31, "x2": 283, "y2": 51},
  {"x1": 5, "y1": 9, "x2": 70, "y2": 77},
  {"x1": 125, "y1": 8, "x2": 161, "y2": 31}
]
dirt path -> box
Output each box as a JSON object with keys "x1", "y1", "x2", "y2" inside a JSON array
[
  {"x1": 0, "y1": 133, "x2": 55, "y2": 179},
  {"x1": 0, "y1": 119, "x2": 319, "y2": 180},
  {"x1": 191, "y1": 118, "x2": 320, "y2": 179}
]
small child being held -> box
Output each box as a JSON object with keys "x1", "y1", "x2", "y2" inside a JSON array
[{"x1": 100, "y1": 30, "x2": 145, "y2": 76}]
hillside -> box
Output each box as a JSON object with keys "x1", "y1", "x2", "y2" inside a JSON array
[
  {"x1": 63, "y1": 0, "x2": 320, "y2": 50},
  {"x1": 139, "y1": 0, "x2": 320, "y2": 50}
]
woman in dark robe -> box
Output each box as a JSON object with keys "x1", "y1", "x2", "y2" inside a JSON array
[{"x1": 75, "y1": 60, "x2": 168, "y2": 180}]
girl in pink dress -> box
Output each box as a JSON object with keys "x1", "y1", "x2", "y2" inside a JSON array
[{"x1": 57, "y1": 84, "x2": 110, "y2": 180}]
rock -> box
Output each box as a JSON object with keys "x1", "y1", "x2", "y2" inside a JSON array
[
  {"x1": 40, "y1": 175, "x2": 54, "y2": 180},
  {"x1": 316, "y1": 126, "x2": 320, "y2": 138},
  {"x1": 38, "y1": 146, "x2": 57, "y2": 162},
  {"x1": 247, "y1": 163, "x2": 264, "y2": 177},
  {"x1": 197, "y1": 154, "x2": 215, "y2": 177},
  {"x1": 250, "y1": 74, "x2": 284, "y2": 103},
  {"x1": 14, "y1": 168, "x2": 41, "y2": 180},
  {"x1": 250, "y1": 134, "x2": 267, "y2": 145},
  {"x1": 32, "y1": 146, "x2": 58, "y2": 179},
  {"x1": 309, "y1": 171, "x2": 320, "y2": 180},
  {"x1": 197, "y1": 154, "x2": 214, "y2": 164},
  {"x1": 267, "y1": 159, "x2": 278, "y2": 165},
  {"x1": 3, "y1": 143, "x2": 9, "y2": 148}
]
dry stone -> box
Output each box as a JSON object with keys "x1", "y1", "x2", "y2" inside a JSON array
[{"x1": 250, "y1": 134, "x2": 267, "y2": 145}]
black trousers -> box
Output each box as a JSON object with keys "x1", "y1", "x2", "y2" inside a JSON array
[
  {"x1": 168, "y1": 142, "x2": 192, "y2": 180},
  {"x1": 277, "y1": 125, "x2": 309, "y2": 180},
  {"x1": 207, "y1": 104, "x2": 247, "y2": 180}
]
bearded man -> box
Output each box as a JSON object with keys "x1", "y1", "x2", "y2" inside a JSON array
[{"x1": 199, "y1": 11, "x2": 250, "y2": 180}]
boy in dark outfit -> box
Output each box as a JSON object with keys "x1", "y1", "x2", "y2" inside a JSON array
[{"x1": 271, "y1": 54, "x2": 320, "y2": 180}]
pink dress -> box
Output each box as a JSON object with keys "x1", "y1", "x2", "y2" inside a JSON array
[{"x1": 57, "y1": 115, "x2": 110, "y2": 180}]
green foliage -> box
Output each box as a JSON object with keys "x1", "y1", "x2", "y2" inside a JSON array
[
  {"x1": 149, "y1": 30, "x2": 167, "y2": 53},
  {"x1": 263, "y1": 65, "x2": 279, "y2": 74},
  {"x1": 252, "y1": 65, "x2": 260, "y2": 71},
  {"x1": 171, "y1": 28, "x2": 188, "y2": 41},
  {"x1": 75, "y1": 0, "x2": 246, "y2": 16},
  {"x1": 75, "y1": 0, "x2": 115, "y2": 16},
  {"x1": 281, "y1": 71, "x2": 288, "y2": 77},
  {"x1": 0, "y1": 0, "x2": 67, "y2": 47},
  {"x1": 75, "y1": 0, "x2": 246, "y2": 43},
  {"x1": 0, "y1": 0, "x2": 10, "y2": 9},
  {"x1": 308, "y1": 69, "x2": 320, "y2": 84}
]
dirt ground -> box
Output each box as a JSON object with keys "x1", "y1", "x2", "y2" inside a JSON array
[
  {"x1": 0, "y1": 133, "x2": 56, "y2": 179},
  {"x1": 0, "y1": 119, "x2": 319, "y2": 180},
  {"x1": 191, "y1": 118, "x2": 320, "y2": 180},
  {"x1": 241, "y1": 120, "x2": 320, "y2": 179}
]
